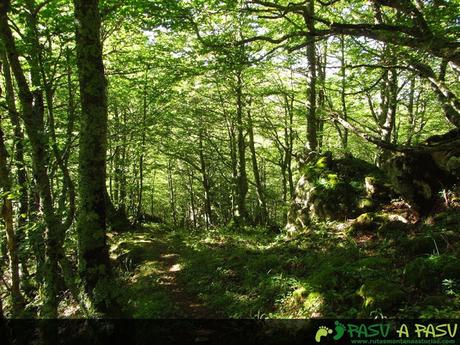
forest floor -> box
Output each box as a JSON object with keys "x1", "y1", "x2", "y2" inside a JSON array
[
  {"x1": 110, "y1": 210, "x2": 460, "y2": 319},
  {"x1": 110, "y1": 229, "x2": 216, "y2": 318}
]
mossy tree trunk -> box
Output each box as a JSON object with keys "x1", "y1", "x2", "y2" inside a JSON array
[
  {"x1": 372, "y1": 4, "x2": 398, "y2": 166},
  {"x1": 0, "y1": 0, "x2": 61, "y2": 318},
  {"x1": 0, "y1": 116, "x2": 24, "y2": 317},
  {"x1": 247, "y1": 102, "x2": 268, "y2": 224},
  {"x1": 198, "y1": 126, "x2": 213, "y2": 227},
  {"x1": 304, "y1": 0, "x2": 318, "y2": 152},
  {"x1": 1, "y1": 50, "x2": 29, "y2": 278},
  {"x1": 74, "y1": 0, "x2": 119, "y2": 315},
  {"x1": 167, "y1": 159, "x2": 177, "y2": 225},
  {"x1": 234, "y1": 70, "x2": 248, "y2": 224}
]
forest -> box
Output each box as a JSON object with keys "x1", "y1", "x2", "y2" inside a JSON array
[{"x1": 0, "y1": 0, "x2": 460, "y2": 325}]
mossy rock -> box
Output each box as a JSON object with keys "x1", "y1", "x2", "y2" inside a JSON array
[
  {"x1": 288, "y1": 153, "x2": 392, "y2": 231},
  {"x1": 302, "y1": 292, "x2": 325, "y2": 314},
  {"x1": 377, "y1": 220, "x2": 412, "y2": 240},
  {"x1": 404, "y1": 255, "x2": 460, "y2": 291},
  {"x1": 309, "y1": 264, "x2": 341, "y2": 289},
  {"x1": 399, "y1": 233, "x2": 449, "y2": 257},
  {"x1": 433, "y1": 211, "x2": 460, "y2": 228},
  {"x1": 385, "y1": 144, "x2": 458, "y2": 215},
  {"x1": 404, "y1": 257, "x2": 438, "y2": 291},
  {"x1": 357, "y1": 279, "x2": 405, "y2": 311},
  {"x1": 292, "y1": 287, "x2": 309, "y2": 304},
  {"x1": 357, "y1": 198, "x2": 374, "y2": 211},
  {"x1": 347, "y1": 213, "x2": 379, "y2": 235},
  {"x1": 335, "y1": 157, "x2": 385, "y2": 181},
  {"x1": 440, "y1": 256, "x2": 460, "y2": 279},
  {"x1": 422, "y1": 295, "x2": 451, "y2": 306},
  {"x1": 349, "y1": 257, "x2": 393, "y2": 281},
  {"x1": 353, "y1": 257, "x2": 392, "y2": 270}
]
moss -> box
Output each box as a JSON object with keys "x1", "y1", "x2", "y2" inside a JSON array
[
  {"x1": 399, "y1": 233, "x2": 451, "y2": 257},
  {"x1": 303, "y1": 292, "x2": 324, "y2": 313},
  {"x1": 289, "y1": 153, "x2": 391, "y2": 230},
  {"x1": 404, "y1": 255, "x2": 460, "y2": 291},
  {"x1": 357, "y1": 279, "x2": 405, "y2": 311},
  {"x1": 404, "y1": 257, "x2": 438, "y2": 291},
  {"x1": 353, "y1": 257, "x2": 392, "y2": 269},
  {"x1": 423, "y1": 295, "x2": 451, "y2": 306},
  {"x1": 358, "y1": 198, "x2": 374, "y2": 210},
  {"x1": 377, "y1": 220, "x2": 411, "y2": 240},
  {"x1": 446, "y1": 156, "x2": 460, "y2": 173},
  {"x1": 308, "y1": 264, "x2": 341, "y2": 290},
  {"x1": 315, "y1": 156, "x2": 331, "y2": 169},
  {"x1": 347, "y1": 213, "x2": 378, "y2": 235},
  {"x1": 356, "y1": 212, "x2": 375, "y2": 224},
  {"x1": 292, "y1": 287, "x2": 309, "y2": 304}
]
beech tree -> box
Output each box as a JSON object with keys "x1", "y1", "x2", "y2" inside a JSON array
[{"x1": 74, "y1": 0, "x2": 119, "y2": 315}]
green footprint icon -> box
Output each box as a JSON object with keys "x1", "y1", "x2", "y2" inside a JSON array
[
  {"x1": 315, "y1": 326, "x2": 333, "y2": 343},
  {"x1": 333, "y1": 321, "x2": 346, "y2": 341}
]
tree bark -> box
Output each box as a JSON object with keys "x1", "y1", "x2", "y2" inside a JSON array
[
  {"x1": 0, "y1": 0, "x2": 61, "y2": 318},
  {"x1": 235, "y1": 70, "x2": 248, "y2": 224},
  {"x1": 339, "y1": 35, "x2": 348, "y2": 150},
  {"x1": 167, "y1": 159, "x2": 177, "y2": 226},
  {"x1": 304, "y1": 0, "x2": 318, "y2": 151},
  {"x1": 1, "y1": 50, "x2": 29, "y2": 280},
  {"x1": 247, "y1": 104, "x2": 268, "y2": 224},
  {"x1": 137, "y1": 71, "x2": 148, "y2": 222},
  {"x1": 0, "y1": 118, "x2": 24, "y2": 317},
  {"x1": 198, "y1": 128, "x2": 213, "y2": 228},
  {"x1": 74, "y1": 0, "x2": 119, "y2": 315}
]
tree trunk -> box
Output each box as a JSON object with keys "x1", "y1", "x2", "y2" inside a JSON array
[
  {"x1": 235, "y1": 71, "x2": 248, "y2": 224},
  {"x1": 137, "y1": 72, "x2": 148, "y2": 222},
  {"x1": 0, "y1": 119, "x2": 24, "y2": 317},
  {"x1": 247, "y1": 104, "x2": 268, "y2": 224},
  {"x1": 198, "y1": 128, "x2": 213, "y2": 228},
  {"x1": 373, "y1": 4, "x2": 398, "y2": 166},
  {"x1": 0, "y1": 1, "x2": 61, "y2": 318},
  {"x1": 167, "y1": 159, "x2": 177, "y2": 226},
  {"x1": 74, "y1": 0, "x2": 119, "y2": 315},
  {"x1": 188, "y1": 169, "x2": 197, "y2": 229},
  {"x1": 1, "y1": 50, "x2": 29, "y2": 279},
  {"x1": 305, "y1": 0, "x2": 318, "y2": 152},
  {"x1": 339, "y1": 35, "x2": 348, "y2": 150},
  {"x1": 316, "y1": 40, "x2": 327, "y2": 149}
]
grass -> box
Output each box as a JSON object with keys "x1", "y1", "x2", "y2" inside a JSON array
[{"x1": 110, "y1": 214, "x2": 460, "y2": 319}]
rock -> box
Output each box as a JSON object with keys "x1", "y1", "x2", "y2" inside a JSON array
[
  {"x1": 292, "y1": 287, "x2": 309, "y2": 304},
  {"x1": 357, "y1": 279, "x2": 405, "y2": 311},
  {"x1": 286, "y1": 153, "x2": 392, "y2": 232},
  {"x1": 404, "y1": 257, "x2": 439, "y2": 291},
  {"x1": 352, "y1": 257, "x2": 392, "y2": 270},
  {"x1": 377, "y1": 220, "x2": 412, "y2": 240},
  {"x1": 358, "y1": 198, "x2": 374, "y2": 211},
  {"x1": 303, "y1": 292, "x2": 324, "y2": 313},
  {"x1": 404, "y1": 255, "x2": 460, "y2": 291},
  {"x1": 422, "y1": 295, "x2": 451, "y2": 306},
  {"x1": 399, "y1": 232, "x2": 450, "y2": 257},
  {"x1": 347, "y1": 212, "x2": 381, "y2": 236},
  {"x1": 384, "y1": 130, "x2": 460, "y2": 215}
]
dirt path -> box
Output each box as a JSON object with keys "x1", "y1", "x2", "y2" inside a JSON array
[
  {"x1": 152, "y1": 241, "x2": 217, "y2": 319},
  {"x1": 118, "y1": 233, "x2": 217, "y2": 319}
]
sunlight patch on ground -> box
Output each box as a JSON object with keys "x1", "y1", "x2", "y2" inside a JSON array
[
  {"x1": 169, "y1": 263, "x2": 182, "y2": 272},
  {"x1": 160, "y1": 253, "x2": 179, "y2": 259}
]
